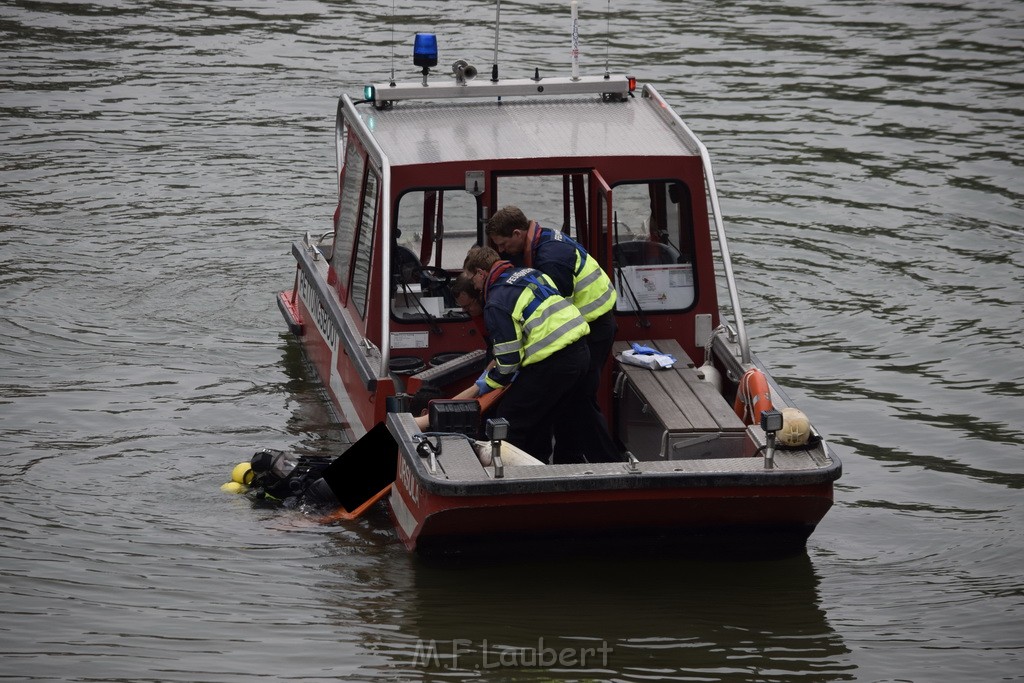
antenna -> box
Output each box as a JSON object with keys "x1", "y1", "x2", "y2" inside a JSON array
[
  {"x1": 570, "y1": 0, "x2": 580, "y2": 81},
  {"x1": 605, "y1": 0, "x2": 611, "y2": 78},
  {"x1": 491, "y1": 0, "x2": 501, "y2": 82},
  {"x1": 389, "y1": 0, "x2": 396, "y2": 85}
]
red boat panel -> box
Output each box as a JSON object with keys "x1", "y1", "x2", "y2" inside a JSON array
[{"x1": 390, "y1": 479, "x2": 833, "y2": 553}]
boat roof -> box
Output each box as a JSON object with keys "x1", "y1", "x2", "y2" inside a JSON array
[{"x1": 350, "y1": 88, "x2": 703, "y2": 168}]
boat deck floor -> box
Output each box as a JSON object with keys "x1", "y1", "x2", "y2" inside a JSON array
[
  {"x1": 470, "y1": 451, "x2": 832, "y2": 480},
  {"x1": 406, "y1": 426, "x2": 832, "y2": 483},
  {"x1": 397, "y1": 411, "x2": 828, "y2": 487},
  {"x1": 389, "y1": 339, "x2": 834, "y2": 485}
]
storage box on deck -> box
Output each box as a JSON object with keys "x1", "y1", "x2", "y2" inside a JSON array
[
  {"x1": 428, "y1": 399, "x2": 480, "y2": 438},
  {"x1": 614, "y1": 340, "x2": 748, "y2": 460}
]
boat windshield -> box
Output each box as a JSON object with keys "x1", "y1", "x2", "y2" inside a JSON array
[
  {"x1": 610, "y1": 180, "x2": 697, "y2": 313},
  {"x1": 392, "y1": 188, "x2": 481, "y2": 323},
  {"x1": 488, "y1": 175, "x2": 696, "y2": 316},
  {"x1": 386, "y1": 177, "x2": 697, "y2": 324}
]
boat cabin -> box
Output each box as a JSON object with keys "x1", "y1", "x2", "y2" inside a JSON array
[{"x1": 291, "y1": 74, "x2": 744, "y2": 438}]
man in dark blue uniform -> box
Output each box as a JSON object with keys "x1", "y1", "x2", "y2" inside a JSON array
[
  {"x1": 487, "y1": 206, "x2": 620, "y2": 463},
  {"x1": 463, "y1": 246, "x2": 592, "y2": 462}
]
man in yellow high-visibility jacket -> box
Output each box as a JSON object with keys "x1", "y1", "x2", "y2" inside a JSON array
[
  {"x1": 464, "y1": 246, "x2": 594, "y2": 462},
  {"x1": 487, "y1": 206, "x2": 620, "y2": 463}
]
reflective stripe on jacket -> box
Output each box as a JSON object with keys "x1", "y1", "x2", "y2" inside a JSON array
[{"x1": 482, "y1": 262, "x2": 589, "y2": 389}]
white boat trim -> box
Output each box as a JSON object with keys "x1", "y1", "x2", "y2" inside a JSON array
[{"x1": 368, "y1": 74, "x2": 631, "y2": 105}]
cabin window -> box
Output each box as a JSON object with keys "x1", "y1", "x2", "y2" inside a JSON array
[
  {"x1": 332, "y1": 141, "x2": 366, "y2": 293},
  {"x1": 391, "y1": 188, "x2": 481, "y2": 323},
  {"x1": 610, "y1": 181, "x2": 697, "y2": 313},
  {"x1": 350, "y1": 168, "x2": 379, "y2": 318},
  {"x1": 494, "y1": 173, "x2": 589, "y2": 246},
  {"x1": 490, "y1": 174, "x2": 695, "y2": 313}
]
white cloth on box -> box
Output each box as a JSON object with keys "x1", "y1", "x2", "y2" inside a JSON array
[{"x1": 618, "y1": 349, "x2": 676, "y2": 370}]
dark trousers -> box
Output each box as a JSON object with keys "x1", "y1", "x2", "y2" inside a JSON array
[
  {"x1": 552, "y1": 311, "x2": 621, "y2": 463},
  {"x1": 496, "y1": 339, "x2": 589, "y2": 462},
  {"x1": 584, "y1": 311, "x2": 617, "y2": 400}
]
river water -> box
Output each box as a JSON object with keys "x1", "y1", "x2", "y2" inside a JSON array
[{"x1": 1, "y1": 1, "x2": 1021, "y2": 681}]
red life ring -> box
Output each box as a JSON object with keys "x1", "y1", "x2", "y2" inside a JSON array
[{"x1": 733, "y1": 368, "x2": 774, "y2": 425}]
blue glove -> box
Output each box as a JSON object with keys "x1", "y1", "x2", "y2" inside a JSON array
[
  {"x1": 629, "y1": 343, "x2": 677, "y2": 365},
  {"x1": 474, "y1": 369, "x2": 493, "y2": 396},
  {"x1": 631, "y1": 343, "x2": 659, "y2": 355}
]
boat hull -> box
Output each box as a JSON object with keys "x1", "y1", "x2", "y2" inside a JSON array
[
  {"x1": 391, "y1": 481, "x2": 833, "y2": 555},
  {"x1": 385, "y1": 414, "x2": 839, "y2": 556}
]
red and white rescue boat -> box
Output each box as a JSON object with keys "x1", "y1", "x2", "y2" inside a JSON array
[{"x1": 263, "y1": 22, "x2": 841, "y2": 555}]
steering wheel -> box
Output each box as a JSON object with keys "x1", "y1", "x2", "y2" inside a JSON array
[
  {"x1": 414, "y1": 265, "x2": 452, "y2": 287},
  {"x1": 414, "y1": 265, "x2": 456, "y2": 309}
]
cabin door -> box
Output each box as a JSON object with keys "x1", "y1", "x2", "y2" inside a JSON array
[
  {"x1": 588, "y1": 169, "x2": 615, "y2": 419},
  {"x1": 589, "y1": 170, "x2": 613, "y2": 271}
]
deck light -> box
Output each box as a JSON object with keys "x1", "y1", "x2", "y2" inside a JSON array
[
  {"x1": 760, "y1": 409, "x2": 783, "y2": 434},
  {"x1": 485, "y1": 418, "x2": 509, "y2": 479},
  {"x1": 413, "y1": 33, "x2": 438, "y2": 68},
  {"x1": 760, "y1": 408, "x2": 783, "y2": 469}
]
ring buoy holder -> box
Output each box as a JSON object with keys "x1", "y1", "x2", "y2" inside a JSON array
[{"x1": 734, "y1": 367, "x2": 774, "y2": 425}]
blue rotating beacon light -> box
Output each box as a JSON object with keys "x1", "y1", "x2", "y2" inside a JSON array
[{"x1": 413, "y1": 33, "x2": 438, "y2": 85}]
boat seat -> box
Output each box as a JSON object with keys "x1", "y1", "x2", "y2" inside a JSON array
[
  {"x1": 615, "y1": 339, "x2": 748, "y2": 460},
  {"x1": 393, "y1": 245, "x2": 421, "y2": 285},
  {"x1": 615, "y1": 339, "x2": 744, "y2": 433}
]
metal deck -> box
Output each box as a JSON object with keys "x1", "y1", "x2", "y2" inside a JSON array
[{"x1": 392, "y1": 416, "x2": 835, "y2": 487}]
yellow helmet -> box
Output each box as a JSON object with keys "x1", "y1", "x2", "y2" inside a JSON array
[{"x1": 778, "y1": 408, "x2": 811, "y2": 447}]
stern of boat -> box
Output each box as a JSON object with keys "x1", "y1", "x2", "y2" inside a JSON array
[{"x1": 384, "y1": 397, "x2": 840, "y2": 556}]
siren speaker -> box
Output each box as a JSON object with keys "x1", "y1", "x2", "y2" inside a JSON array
[{"x1": 452, "y1": 59, "x2": 477, "y2": 84}]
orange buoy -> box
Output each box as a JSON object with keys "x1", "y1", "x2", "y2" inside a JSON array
[{"x1": 734, "y1": 368, "x2": 774, "y2": 425}]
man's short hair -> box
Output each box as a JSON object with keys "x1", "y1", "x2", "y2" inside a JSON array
[
  {"x1": 463, "y1": 245, "x2": 501, "y2": 274},
  {"x1": 451, "y1": 273, "x2": 479, "y2": 300},
  {"x1": 485, "y1": 206, "x2": 529, "y2": 239}
]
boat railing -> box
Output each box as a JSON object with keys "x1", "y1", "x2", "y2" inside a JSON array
[
  {"x1": 302, "y1": 231, "x2": 331, "y2": 261},
  {"x1": 337, "y1": 94, "x2": 395, "y2": 379},
  {"x1": 641, "y1": 85, "x2": 752, "y2": 367},
  {"x1": 365, "y1": 74, "x2": 632, "y2": 107}
]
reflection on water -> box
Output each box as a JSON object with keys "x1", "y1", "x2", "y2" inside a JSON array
[
  {"x1": 322, "y1": 546, "x2": 853, "y2": 682},
  {"x1": 278, "y1": 335, "x2": 353, "y2": 457}
]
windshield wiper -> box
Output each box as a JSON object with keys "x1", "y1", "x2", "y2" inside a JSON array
[{"x1": 615, "y1": 266, "x2": 650, "y2": 329}]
